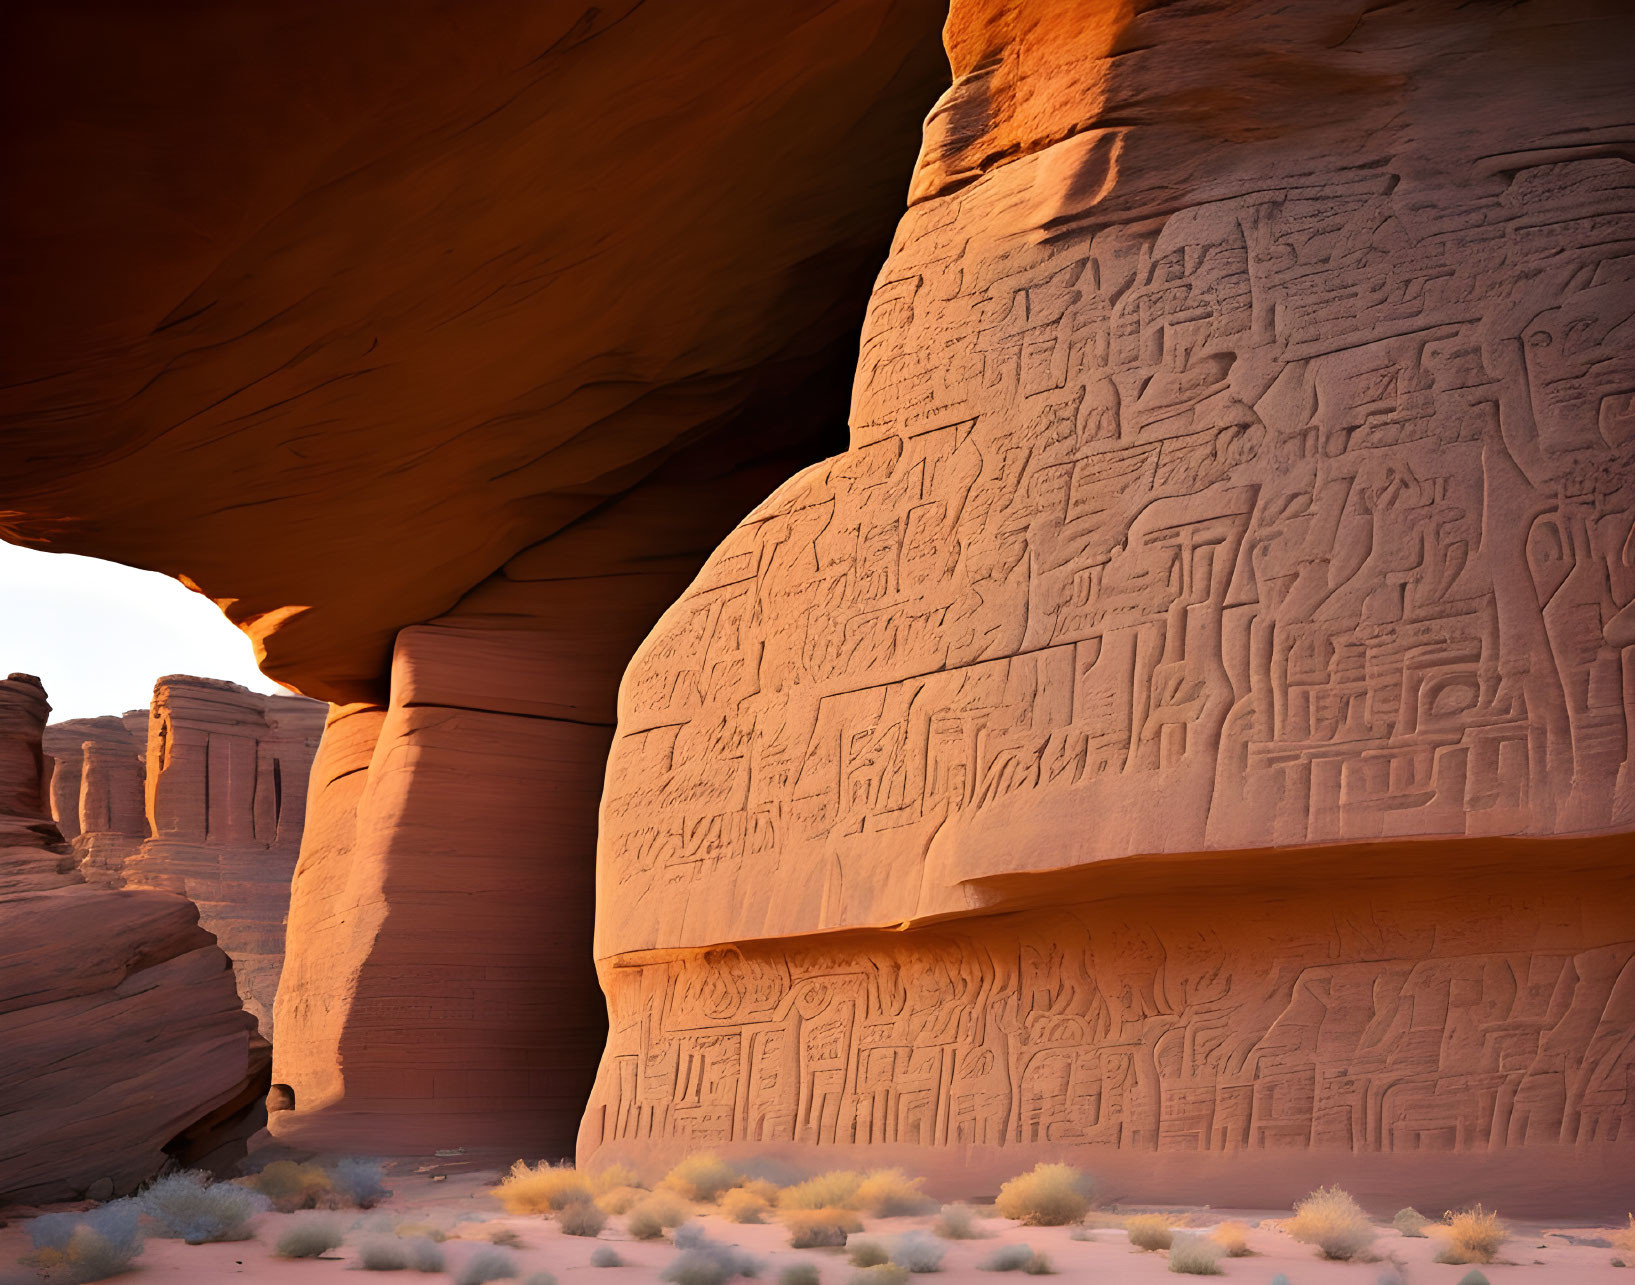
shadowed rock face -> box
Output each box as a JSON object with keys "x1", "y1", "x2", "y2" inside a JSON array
[
  {"x1": 0, "y1": 1, "x2": 951, "y2": 1153},
  {"x1": 1, "y1": 676, "x2": 267, "y2": 1204},
  {"x1": 585, "y1": 0, "x2": 1635, "y2": 1211}
]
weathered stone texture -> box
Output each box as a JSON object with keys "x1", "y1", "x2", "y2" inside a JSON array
[
  {"x1": 0, "y1": 675, "x2": 265, "y2": 1205},
  {"x1": 587, "y1": 0, "x2": 1635, "y2": 1208}
]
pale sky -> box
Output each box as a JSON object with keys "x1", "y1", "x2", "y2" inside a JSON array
[{"x1": 0, "y1": 539, "x2": 287, "y2": 722}]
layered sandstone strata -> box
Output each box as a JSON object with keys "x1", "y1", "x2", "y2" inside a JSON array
[
  {"x1": 0, "y1": 675, "x2": 266, "y2": 1205},
  {"x1": 583, "y1": 0, "x2": 1635, "y2": 1212},
  {"x1": 42, "y1": 679, "x2": 324, "y2": 1034}
]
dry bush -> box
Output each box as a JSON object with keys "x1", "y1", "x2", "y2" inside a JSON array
[
  {"x1": 495, "y1": 1161, "x2": 591, "y2": 1214},
  {"x1": 521, "y1": 1274, "x2": 558, "y2": 1285},
  {"x1": 1209, "y1": 1221, "x2": 1251, "y2": 1256},
  {"x1": 1433, "y1": 1205, "x2": 1506, "y2": 1265},
  {"x1": 590, "y1": 1245, "x2": 624, "y2": 1267},
  {"x1": 488, "y1": 1227, "x2": 525, "y2": 1248},
  {"x1": 394, "y1": 1221, "x2": 447, "y2": 1242},
  {"x1": 454, "y1": 1246, "x2": 519, "y2": 1285},
  {"x1": 980, "y1": 1243, "x2": 1036, "y2": 1271},
  {"x1": 557, "y1": 1201, "x2": 608, "y2": 1238},
  {"x1": 589, "y1": 1163, "x2": 643, "y2": 1194},
  {"x1": 720, "y1": 1188, "x2": 771, "y2": 1224},
  {"x1": 848, "y1": 1238, "x2": 890, "y2": 1267},
  {"x1": 597, "y1": 1185, "x2": 647, "y2": 1215},
  {"x1": 891, "y1": 1230, "x2": 945, "y2": 1272},
  {"x1": 23, "y1": 1203, "x2": 144, "y2": 1283},
  {"x1": 855, "y1": 1169, "x2": 933, "y2": 1218},
  {"x1": 662, "y1": 1152, "x2": 742, "y2": 1203},
  {"x1": 661, "y1": 1227, "x2": 763, "y2": 1284},
  {"x1": 742, "y1": 1178, "x2": 783, "y2": 1203},
  {"x1": 1167, "y1": 1232, "x2": 1223, "y2": 1275},
  {"x1": 1393, "y1": 1207, "x2": 1429, "y2": 1237},
  {"x1": 1021, "y1": 1253, "x2": 1055, "y2": 1275},
  {"x1": 625, "y1": 1190, "x2": 692, "y2": 1240},
  {"x1": 850, "y1": 1267, "x2": 909, "y2": 1285},
  {"x1": 932, "y1": 1204, "x2": 981, "y2": 1240},
  {"x1": 275, "y1": 1217, "x2": 345, "y2": 1258},
  {"x1": 242, "y1": 1160, "x2": 334, "y2": 1212},
  {"x1": 781, "y1": 1171, "x2": 866, "y2": 1211},
  {"x1": 779, "y1": 1266, "x2": 821, "y2": 1285},
  {"x1": 1286, "y1": 1185, "x2": 1376, "y2": 1261},
  {"x1": 329, "y1": 1156, "x2": 391, "y2": 1208},
  {"x1": 1453, "y1": 1274, "x2": 1490, "y2": 1285},
  {"x1": 993, "y1": 1164, "x2": 1092, "y2": 1226},
  {"x1": 404, "y1": 1236, "x2": 446, "y2": 1272},
  {"x1": 1126, "y1": 1214, "x2": 1173, "y2": 1252},
  {"x1": 357, "y1": 1237, "x2": 410, "y2": 1270},
  {"x1": 786, "y1": 1209, "x2": 864, "y2": 1248},
  {"x1": 140, "y1": 1172, "x2": 269, "y2": 1244}
]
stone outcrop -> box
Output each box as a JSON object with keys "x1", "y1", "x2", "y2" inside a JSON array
[
  {"x1": 2, "y1": 0, "x2": 1631, "y2": 1216},
  {"x1": 583, "y1": 0, "x2": 1635, "y2": 1212},
  {"x1": 42, "y1": 678, "x2": 324, "y2": 1034},
  {"x1": 0, "y1": 0, "x2": 951, "y2": 1155},
  {"x1": 0, "y1": 675, "x2": 267, "y2": 1206}
]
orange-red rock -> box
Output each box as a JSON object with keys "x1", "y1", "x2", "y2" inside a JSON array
[
  {"x1": 584, "y1": 0, "x2": 1635, "y2": 1211},
  {"x1": 1, "y1": 675, "x2": 266, "y2": 1204}
]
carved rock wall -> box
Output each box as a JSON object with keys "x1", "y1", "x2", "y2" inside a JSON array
[
  {"x1": 587, "y1": 0, "x2": 1635, "y2": 1210},
  {"x1": 0, "y1": 675, "x2": 266, "y2": 1205}
]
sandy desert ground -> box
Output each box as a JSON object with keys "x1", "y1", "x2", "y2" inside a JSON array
[{"x1": 3, "y1": 1159, "x2": 1631, "y2": 1285}]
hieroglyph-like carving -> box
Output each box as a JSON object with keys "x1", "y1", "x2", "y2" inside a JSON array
[
  {"x1": 602, "y1": 154, "x2": 1635, "y2": 954},
  {"x1": 585, "y1": 891, "x2": 1635, "y2": 1155}
]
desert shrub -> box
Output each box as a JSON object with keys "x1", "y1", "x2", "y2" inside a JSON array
[
  {"x1": 1020, "y1": 1253, "x2": 1055, "y2": 1275},
  {"x1": 1434, "y1": 1205, "x2": 1506, "y2": 1265},
  {"x1": 357, "y1": 1237, "x2": 410, "y2": 1270},
  {"x1": 495, "y1": 1161, "x2": 591, "y2": 1214},
  {"x1": 855, "y1": 1169, "x2": 933, "y2": 1218},
  {"x1": 393, "y1": 1221, "x2": 447, "y2": 1242},
  {"x1": 275, "y1": 1217, "x2": 345, "y2": 1258},
  {"x1": 721, "y1": 1187, "x2": 771, "y2": 1223},
  {"x1": 590, "y1": 1163, "x2": 643, "y2": 1194},
  {"x1": 781, "y1": 1171, "x2": 866, "y2": 1211},
  {"x1": 244, "y1": 1159, "x2": 334, "y2": 1212},
  {"x1": 979, "y1": 1244, "x2": 1035, "y2": 1272},
  {"x1": 455, "y1": 1247, "x2": 519, "y2": 1285},
  {"x1": 1286, "y1": 1185, "x2": 1376, "y2": 1261},
  {"x1": 1270, "y1": 1276, "x2": 1290, "y2": 1285},
  {"x1": 663, "y1": 1152, "x2": 742, "y2": 1203},
  {"x1": 590, "y1": 1245, "x2": 624, "y2": 1267},
  {"x1": 558, "y1": 1200, "x2": 608, "y2": 1238},
  {"x1": 1168, "y1": 1232, "x2": 1224, "y2": 1275},
  {"x1": 848, "y1": 1238, "x2": 890, "y2": 1267},
  {"x1": 522, "y1": 1275, "x2": 558, "y2": 1285},
  {"x1": 140, "y1": 1171, "x2": 269, "y2": 1244},
  {"x1": 1126, "y1": 1214, "x2": 1173, "y2": 1252},
  {"x1": 993, "y1": 1164, "x2": 1092, "y2": 1226},
  {"x1": 330, "y1": 1156, "x2": 391, "y2": 1208},
  {"x1": 663, "y1": 1250, "x2": 731, "y2": 1285},
  {"x1": 672, "y1": 1224, "x2": 762, "y2": 1277},
  {"x1": 22, "y1": 1201, "x2": 144, "y2": 1282},
  {"x1": 787, "y1": 1209, "x2": 864, "y2": 1248},
  {"x1": 891, "y1": 1230, "x2": 945, "y2": 1272},
  {"x1": 1393, "y1": 1207, "x2": 1429, "y2": 1237},
  {"x1": 598, "y1": 1185, "x2": 647, "y2": 1214},
  {"x1": 779, "y1": 1267, "x2": 821, "y2": 1285},
  {"x1": 488, "y1": 1227, "x2": 525, "y2": 1248},
  {"x1": 742, "y1": 1178, "x2": 783, "y2": 1203},
  {"x1": 1209, "y1": 1221, "x2": 1251, "y2": 1256},
  {"x1": 627, "y1": 1190, "x2": 693, "y2": 1239},
  {"x1": 850, "y1": 1266, "x2": 909, "y2": 1285},
  {"x1": 405, "y1": 1236, "x2": 446, "y2": 1272},
  {"x1": 932, "y1": 1204, "x2": 982, "y2": 1240},
  {"x1": 1453, "y1": 1273, "x2": 1490, "y2": 1285}
]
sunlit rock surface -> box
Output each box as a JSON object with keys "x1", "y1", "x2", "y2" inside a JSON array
[{"x1": 584, "y1": 0, "x2": 1635, "y2": 1212}]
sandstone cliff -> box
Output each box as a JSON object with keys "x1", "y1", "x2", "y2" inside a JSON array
[
  {"x1": 0, "y1": 675, "x2": 267, "y2": 1205},
  {"x1": 583, "y1": 0, "x2": 1635, "y2": 1211}
]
